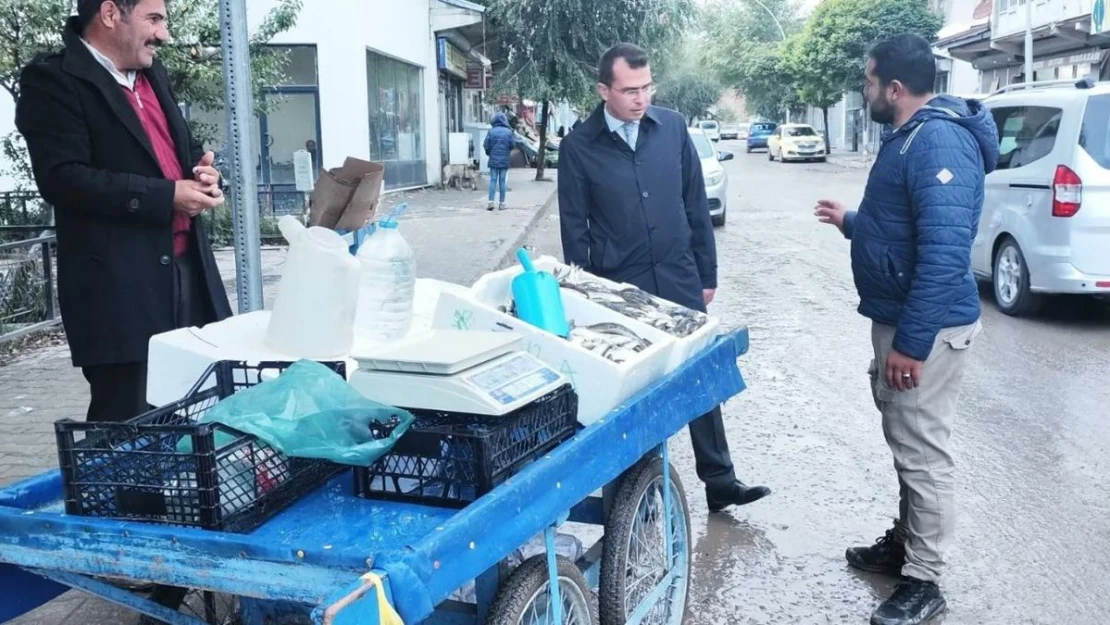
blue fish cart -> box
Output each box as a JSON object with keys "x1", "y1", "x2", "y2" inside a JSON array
[{"x1": 0, "y1": 329, "x2": 749, "y2": 625}]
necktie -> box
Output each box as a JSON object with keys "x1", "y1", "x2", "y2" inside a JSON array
[{"x1": 622, "y1": 122, "x2": 636, "y2": 150}]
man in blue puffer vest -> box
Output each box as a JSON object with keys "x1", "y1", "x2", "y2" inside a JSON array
[
  {"x1": 815, "y1": 34, "x2": 999, "y2": 625},
  {"x1": 483, "y1": 112, "x2": 514, "y2": 210}
]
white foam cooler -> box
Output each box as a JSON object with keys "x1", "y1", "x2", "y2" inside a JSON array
[
  {"x1": 469, "y1": 256, "x2": 722, "y2": 374},
  {"x1": 433, "y1": 288, "x2": 675, "y2": 426},
  {"x1": 146, "y1": 279, "x2": 470, "y2": 406}
]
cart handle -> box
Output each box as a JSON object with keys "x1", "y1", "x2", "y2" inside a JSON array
[{"x1": 322, "y1": 572, "x2": 404, "y2": 625}]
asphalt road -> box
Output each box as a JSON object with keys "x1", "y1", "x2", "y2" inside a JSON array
[{"x1": 524, "y1": 140, "x2": 1110, "y2": 625}]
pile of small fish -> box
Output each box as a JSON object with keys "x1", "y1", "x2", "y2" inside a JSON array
[
  {"x1": 568, "y1": 322, "x2": 653, "y2": 364},
  {"x1": 553, "y1": 265, "x2": 708, "y2": 338}
]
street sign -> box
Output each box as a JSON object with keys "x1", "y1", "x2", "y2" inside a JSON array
[
  {"x1": 1094, "y1": 0, "x2": 1107, "y2": 34},
  {"x1": 293, "y1": 149, "x2": 315, "y2": 192}
]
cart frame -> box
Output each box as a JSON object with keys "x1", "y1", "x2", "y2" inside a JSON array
[{"x1": 0, "y1": 329, "x2": 749, "y2": 625}]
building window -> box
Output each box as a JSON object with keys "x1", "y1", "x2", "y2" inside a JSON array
[
  {"x1": 368, "y1": 51, "x2": 427, "y2": 190},
  {"x1": 935, "y1": 71, "x2": 950, "y2": 94},
  {"x1": 186, "y1": 45, "x2": 321, "y2": 215}
]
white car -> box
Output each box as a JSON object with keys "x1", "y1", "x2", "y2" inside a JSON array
[
  {"x1": 688, "y1": 128, "x2": 733, "y2": 226},
  {"x1": 974, "y1": 78, "x2": 1110, "y2": 315},
  {"x1": 697, "y1": 120, "x2": 721, "y2": 142}
]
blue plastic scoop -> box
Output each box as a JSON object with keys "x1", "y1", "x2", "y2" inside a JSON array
[{"x1": 511, "y1": 248, "x2": 570, "y2": 338}]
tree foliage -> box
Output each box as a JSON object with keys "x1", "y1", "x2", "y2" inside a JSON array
[
  {"x1": 701, "y1": 0, "x2": 803, "y2": 121},
  {"x1": 484, "y1": 0, "x2": 694, "y2": 179},
  {"x1": 0, "y1": 0, "x2": 301, "y2": 185},
  {"x1": 654, "y1": 72, "x2": 721, "y2": 124}
]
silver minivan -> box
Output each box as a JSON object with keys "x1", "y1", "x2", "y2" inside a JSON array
[{"x1": 975, "y1": 78, "x2": 1110, "y2": 315}]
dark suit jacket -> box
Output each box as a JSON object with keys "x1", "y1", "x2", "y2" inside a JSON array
[
  {"x1": 557, "y1": 103, "x2": 717, "y2": 312},
  {"x1": 15, "y1": 18, "x2": 232, "y2": 368}
]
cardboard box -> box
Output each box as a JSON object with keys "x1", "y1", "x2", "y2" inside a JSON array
[{"x1": 309, "y1": 157, "x2": 385, "y2": 231}]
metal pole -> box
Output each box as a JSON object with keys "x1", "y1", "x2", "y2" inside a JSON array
[
  {"x1": 218, "y1": 0, "x2": 263, "y2": 313},
  {"x1": 1024, "y1": 0, "x2": 1034, "y2": 83}
]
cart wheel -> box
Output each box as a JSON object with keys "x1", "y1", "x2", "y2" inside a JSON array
[
  {"x1": 599, "y1": 456, "x2": 690, "y2": 625},
  {"x1": 486, "y1": 555, "x2": 597, "y2": 625},
  {"x1": 139, "y1": 589, "x2": 241, "y2": 625}
]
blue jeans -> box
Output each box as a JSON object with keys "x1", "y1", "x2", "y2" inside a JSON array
[{"x1": 488, "y1": 168, "x2": 507, "y2": 203}]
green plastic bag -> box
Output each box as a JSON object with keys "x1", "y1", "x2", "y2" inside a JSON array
[{"x1": 197, "y1": 359, "x2": 415, "y2": 467}]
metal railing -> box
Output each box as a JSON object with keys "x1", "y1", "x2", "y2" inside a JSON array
[{"x1": 0, "y1": 233, "x2": 60, "y2": 343}]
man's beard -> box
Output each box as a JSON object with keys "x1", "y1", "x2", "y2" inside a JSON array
[{"x1": 869, "y1": 97, "x2": 895, "y2": 125}]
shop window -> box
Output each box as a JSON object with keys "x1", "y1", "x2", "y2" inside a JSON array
[{"x1": 368, "y1": 51, "x2": 427, "y2": 190}]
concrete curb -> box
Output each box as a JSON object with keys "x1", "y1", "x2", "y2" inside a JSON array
[{"x1": 490, "y1": 183, "x2": 558, "y2": 276}]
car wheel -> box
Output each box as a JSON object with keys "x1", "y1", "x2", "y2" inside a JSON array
[
  {"x1": 767, "y1": 149, "x2": 774, "y2": 161},
  {"x1": 993, "y1": 238, "x2": 1042, "y2": 316},
  {"x1": 712, "y1": 209, "x2": 726, "y2": 227},
  {"x1": 818, "y1": 157, "x2": 827, "y2": 163},
  {"x1": 746, "y1": 146, "x2": 752, "y2": 153}
]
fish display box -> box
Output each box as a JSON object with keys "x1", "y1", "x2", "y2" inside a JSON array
[
  {"x1": 432, "y1": 290, "x2": 675, "y2": 426},
  {"x1": 470, "y1": 256, "x2": 722, "y2": 374}
]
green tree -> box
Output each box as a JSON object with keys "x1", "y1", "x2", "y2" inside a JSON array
[
  {"x1": 484, "y1": 0, "x2": 694, "y2": 180},
  {"x1": 798, "y1": 0, "x2": 943, "y2": 114},
  {"x1": 701, "y1": 0, "x2": 803, "y2": 121},
  {"x1": 0, "y1": 0, "x2": 302, "y2": 186},
  {"x1": 654, "y1": 73, "x2": 721, "y2": 125}
]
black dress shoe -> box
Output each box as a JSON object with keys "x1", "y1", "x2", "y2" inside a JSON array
[
  {"x1": 706, "y1": 481, "x2": 771, "y2": 512},
  {"x1": 870, "y1": 578, "x2": 947, "y2": 625},
  {"x1": 846, "y1": 526, "x2": 906, "y2": 576}
]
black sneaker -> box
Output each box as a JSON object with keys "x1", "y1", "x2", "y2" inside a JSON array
[
  {"x1": 706, "y1": 481, "x2": 771, "y2": 512},
  {"x1": 846, "y1": 526, "x2": 906, "y2": 576},
  {"x1": 870, "y1": 578, "x2": 947, "y2": 625}
]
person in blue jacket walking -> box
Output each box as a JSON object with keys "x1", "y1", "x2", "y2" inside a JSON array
[
  {"x1": 483, "y1": 112, "x2": 514, "y2": 210},
  {"x1": 815, "y1": 34, "x2": 999, "y2": 625}
]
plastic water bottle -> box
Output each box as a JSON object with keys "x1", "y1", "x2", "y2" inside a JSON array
[{"x1": 355, "y1": 211, "x2": 416, "y2": 343}]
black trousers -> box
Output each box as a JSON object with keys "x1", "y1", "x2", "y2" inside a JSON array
[
  {"x1": 82, "y1": 250, "x2": 209, "y2": 423},
  {"x1": 690, "y1": 405, "x2": 737, "y2": 490}
]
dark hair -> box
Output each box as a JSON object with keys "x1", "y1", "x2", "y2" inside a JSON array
[
  {"x1": 76, "y1": 0, "x2": 141, "y2": 31},
  {"x1": 868, "y1": 34, "x2": 936, "y2": 96},
  {"x1": 598, "y1": 43, "x2": 649, "y2": 86}
]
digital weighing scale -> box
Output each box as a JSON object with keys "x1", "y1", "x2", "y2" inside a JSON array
[{"x1": 349, "y1": 330, "x2": 567, "y2": 416}]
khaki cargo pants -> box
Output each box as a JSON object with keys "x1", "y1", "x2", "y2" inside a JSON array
[{"x1": 868, "y1": 320, "x2": 981, "y2": 582}]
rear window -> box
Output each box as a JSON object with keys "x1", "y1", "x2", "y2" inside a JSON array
[
  {"x1": 751, "y1": 123, "x2": 776, "y2": 134},
  {"x1": 1080, "y1": 94, "x2": 1110, "y2": 168},
  {"x1": 699, "y1": 121, "x2": 718, "y2": 129},
  {"x1": 989, "y1": 106, "x2": 1062, "y2": 170},
  {"x1": 786, "y1": 126, "x2": 818, "y2": 137}
]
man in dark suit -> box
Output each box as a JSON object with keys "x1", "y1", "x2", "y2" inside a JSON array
[
  {"x1": 558, "y1": 43, "x2": 770, "y2": 511},
  {"x1": 16, "y1": 0, "x2": 233, "y2": 424}
]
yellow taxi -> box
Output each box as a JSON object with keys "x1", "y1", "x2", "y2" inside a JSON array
[{"x1": 767, "y1": 123, "x2": 827, "y2": 163}]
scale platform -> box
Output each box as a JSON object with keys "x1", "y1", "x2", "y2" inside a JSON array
[{"x1": 351, "y1": 330, "x2": 566, "y2": 416}]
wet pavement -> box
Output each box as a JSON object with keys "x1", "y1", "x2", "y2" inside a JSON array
[{"x1": 525, "y1": 142, "x2": 1110, "y2": 624}]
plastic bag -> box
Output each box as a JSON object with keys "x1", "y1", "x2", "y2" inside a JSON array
[{"x1": 198, "y1": 360, "x2": 415, "y2": 467}]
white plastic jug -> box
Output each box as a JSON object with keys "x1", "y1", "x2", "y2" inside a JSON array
[
  {"x1": 355, "y1": 218, "x2": 416, "y2": 343},
  {"x1": 266, "y1": 216, "x2": 361, "y2": 358}
]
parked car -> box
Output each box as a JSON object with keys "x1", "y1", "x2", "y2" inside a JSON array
[
  {"x1": 689, "y1": 127, "x2": 733, "y2": 227},
  {"x1": 697, "y1": 120, "x2": 721, "y2": 142},
  {"x1": 745, "y1": 122, "x2": 777, "y2": 152},
  {"x1": 720, "y1": 123, "x2": 739, "y2": 140},
  {"x1": 973, "y1": 77, "x2": 1110, "y2": 315},
  {"x1": 737, "y1": 123, "x2": 751, "y2": 140},
  {"x1": 767, "y1": 123, "x2": 827, "y2": 163}
]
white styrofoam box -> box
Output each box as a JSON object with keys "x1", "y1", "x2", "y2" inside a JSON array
[
  {"x1": 147, "y1": 279, "x2": 468, "y2": 406},
  {"x1": 433, "y1": 290, "x2": 675, "y2": 426},
  {"x1": 469, "y1": 256, "x2": 722, "y2": 374}
]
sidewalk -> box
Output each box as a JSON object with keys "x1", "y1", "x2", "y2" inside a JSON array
[
  {"x1": 0, "y1": 167, "x2": 556, "y2": 625},
  {"x1": 825, "y1": 151, "x2": 874, "y2": 170}
]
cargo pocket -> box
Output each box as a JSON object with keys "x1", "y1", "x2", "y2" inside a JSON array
[
  {"x1": 867, "y1": 358, "x2": 892, "y2": 409},
  {"x1": 941, "y1": 321, "x2": 982, "y2": 351}
]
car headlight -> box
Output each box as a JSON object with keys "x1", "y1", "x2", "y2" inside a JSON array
[{"x1": 704, "y1": 170, "x2": 725, "y2": 186}]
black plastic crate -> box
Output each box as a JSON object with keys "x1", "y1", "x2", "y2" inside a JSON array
[
  {"x1": 354, "y1": 384, "x2": 578, "y2": 508},
  {"x1": 55, "y1": 360, "x2": 348, "y2": 533}
]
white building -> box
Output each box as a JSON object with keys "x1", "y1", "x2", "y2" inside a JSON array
[
  {"x1": 942, "y1": 0, "x2": 1110, "y2": 92},
  {"x1": 0, "y1": 0, "x2": 492, "y2": 194}
]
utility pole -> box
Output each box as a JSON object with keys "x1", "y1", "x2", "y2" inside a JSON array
[
  {"x1": 218, "y1": 0, "x2": 263, "y2": 313},
  {"x1": 1024, "y1": 0, "x2": 1034, "y2": 82}
]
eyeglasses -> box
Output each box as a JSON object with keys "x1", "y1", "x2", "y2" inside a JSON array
[{"x1": 614, "y1": 84, "x2": 654, "y2": 98}]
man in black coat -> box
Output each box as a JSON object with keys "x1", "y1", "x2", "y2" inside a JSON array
[
  {"x1": 558, "y1": 43, "x2": 770, "y2": 511},
  {"x1": 16, "y1": 0, "x2": 232, "y2": 424}
]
